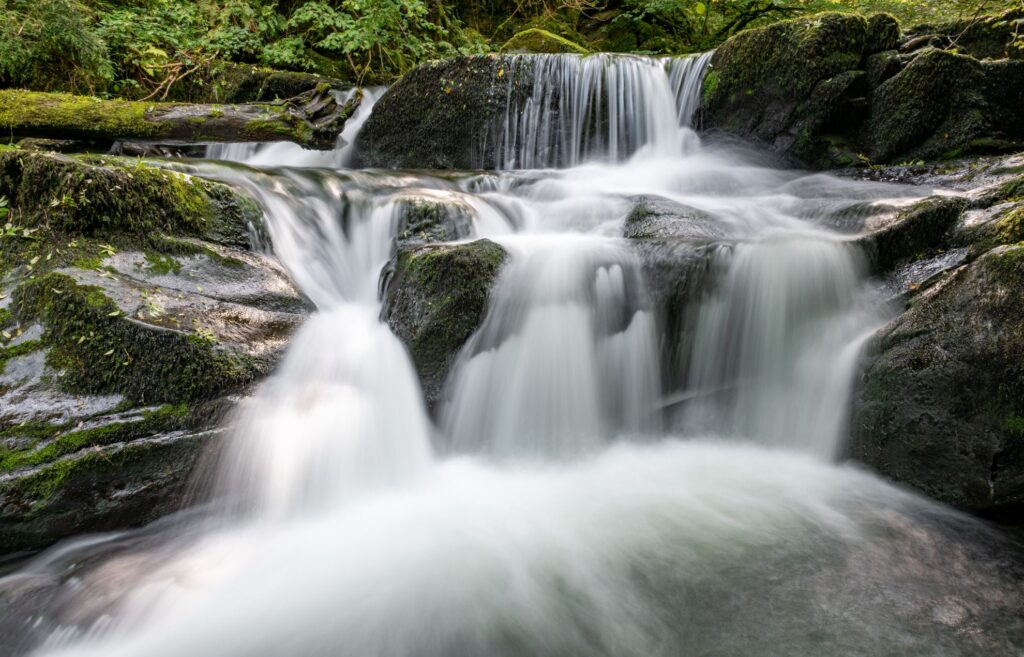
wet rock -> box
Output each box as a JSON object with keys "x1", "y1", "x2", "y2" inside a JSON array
[
  {"x1": 0, "y1": 151, "x2": 311, "y2": 551},
  {"x1": 382, "y1": 240, "x2": 507, "y2": 409},
  {"x1": 850, "y1": 245, "x2": 1024, "y2": 515},
  {"x1": 0, "y1": 424, "x2": 220, "y2": 553},
  {"x1": 393, "y1": 194, "x2": 476, "y2": 248},
  {"x1": 856, "y1": 195, "x2": 967, "y2": 272},
  {"x1": 624, "y1": 196, "x2": 733, "y2": 241},
  {"x1": 357, "y1": 56, "x2": 523, "y2": 170},
  {"x1": 701, "y1": 13, "x2": 870, "y2": 168}
]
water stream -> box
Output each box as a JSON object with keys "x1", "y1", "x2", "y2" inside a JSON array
[{"x1": 3, "y1": 54, "x2": 1023, "y2": 656}]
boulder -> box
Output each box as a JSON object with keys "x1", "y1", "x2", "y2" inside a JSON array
[
  {"x1": 865, "y1": 49, "x2": 1024, "y2": 162},
  {"x1": 850, "y1": 245, "x2": 1024, "y2": 515},
  {"x1": 0, "y1": 151, "x2": 310, "y2": 551},
  {"x1": 701, "y1": 13, "x2": 871, "y2": 167},
  {"x1": 901, "y1": 8, "x2": 1024, "y2": 60},
  {"x1": 356, "y1": 56, "x2": 523, "y2": 169},
  {"x1": 382, "y1": 240, "x2": 507, "y2": 409},
  {"x1": 703, "y1": 10, "x2": 1024, "y2": 167}
]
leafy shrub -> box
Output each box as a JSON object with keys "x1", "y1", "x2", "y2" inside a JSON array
[{"x1": 0, "y1": 0, "x2": 113, "y2": 94}]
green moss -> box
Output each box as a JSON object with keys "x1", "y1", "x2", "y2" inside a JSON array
[
  {"x1": 995, "y1": 205, "x2": 1024, "y2": 245},
  {"x1": 143, "y1": 252, "x2": 183, "y2": 275},
  {"x1": 0, "y1": 338, "x2": 43, "y2": 373},
  {"x1": 1007, "y1": 414, "x2": 1024, "y2": 439},
  {"x1": 11, "y1": 273, "x2": 256, "y2": 404},
  {"x1": 701, "y1": 70, "x2": 719, "y2": 107},
  {"x1": 500, "y1": 28, "x2": 589, "y2": 55},
  {"x1": 0, "y1": 90, "x2": 170, "y2": 140},
  {"x1": 0, "y1": 403, "x2": 188, "y2": 473},
  {"x1": 242, "y1": 113, "x2": 312, "y2": 142}
]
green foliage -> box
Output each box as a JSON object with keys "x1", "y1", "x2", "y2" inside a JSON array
[
  {"x1": 0, "y1": 0, "x2": 1020, "y2": 96},
  {"x1": 0, "y1": 0, "x2": 113, "y2": 93}
]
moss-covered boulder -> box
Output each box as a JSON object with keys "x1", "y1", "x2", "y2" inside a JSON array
[
  {"x1": 850, "y1": 245, "x2": 1024, "y2": 515},
  {"x1": 701, "y1": 13, "x2": 872, "y2": 167},
  {"x1": 0, "y1": 150, "x2": 261, "y2": 255},
  {"x1": 356, "y1": 56, "x2": 525, "y2": 169},
  {"x1": 0, "y1": 150, "x2": 310, "y2": 551},
  {"x1": 865, "y1": 49, "x2": 1024, "y2": 162},
  {"x1": 703, "y1": 10, "x2": 1024, "y2": 167},
  {"x1": 382, "y1": 239, "x2": 507, "y2": 409},
  {"x1": 902, "y1": 8, "x2": 1024, "y2": 61},
  {"x1": 501, "y1": 28, "x2": 588, "y2": 54}
]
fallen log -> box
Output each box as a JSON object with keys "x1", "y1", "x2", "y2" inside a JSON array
[{"x1": 0, "y1": 87, "x2": 359, "y2": 150}]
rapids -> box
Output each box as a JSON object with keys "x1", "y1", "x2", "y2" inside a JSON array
[{"x1": 2, "y1": 53, "x2": 1022, "y2": 657}]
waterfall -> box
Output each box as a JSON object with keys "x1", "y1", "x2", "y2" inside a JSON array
[
  {"x1": 486, "y1": 53, "x2": 711, "y2": 169},
  {"x1": 678, "y1": 235, "x2": 888, "y2": 458},
  {"x1": 5, "y1": 52, "x2": 1021, "y2": 657},
  {"x1": 441, "y1": 236, "x2": 661, "y2": 458}
]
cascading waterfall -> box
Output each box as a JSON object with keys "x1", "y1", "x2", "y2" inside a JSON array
[
  {"x1": 678, "y1": 235, "x2": 888, "y2": 459},
  {"x1": 4, "y1": 53, "x2": 1024, "y2": 657},
  {"x1": 486, "y1": 53, "x2": 711, "y2": 169},
  {"x1": 442, "y1": 235, "x2": 661, "y2": 458}
]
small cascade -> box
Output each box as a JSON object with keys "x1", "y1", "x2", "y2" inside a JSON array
[
  {"x1": 442, "y1": 236, "x2": 660, "y2": 458},
  {"x1": 486, "y1": 53, "x2": 711, "y2": 169},
  {"x1": 677, "y1": 235, "x2": 888, "y2": 458},
  {"x1": 188, "y1": 167, "x2": 440, "y2": 518}
]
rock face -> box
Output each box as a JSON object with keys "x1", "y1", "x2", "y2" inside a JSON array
[
  {"x1": 850, "y1": 246, "x2": 1024, "y2": 513},
  {"x1": 847, "y1": 154, "x2": 1024, "y2": 517},
  {"x1": 382, "y1": 239, "x2": 507, "y2": 409},
  {"x1": 702, "y1": 10, "x2": 1024, "y2": 167},
  {"x1": 0, "y1": 151, "x2": 310, "y2": 551},
  {"x1": 356, "y1": 56, "x2": 523, "y2": 170}
]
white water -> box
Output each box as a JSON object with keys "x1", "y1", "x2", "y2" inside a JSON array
[{"x1": 5, "y1": 54, "x2": 1023, "y2": 656}]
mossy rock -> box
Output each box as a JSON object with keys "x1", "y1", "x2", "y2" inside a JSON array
[
  {"x1": 865, "y1": 48, "x2": 1024, "y2": 163},
  {"x1": 382, "y1": 239, "x2": 507, "y2": 409},
  {"x1": 857, "y1": 195, "x2": 968, "y2": 272},
  {"x1": 850, "y1": 245, "x2": 1024, "y2": 514},
  {"x1": 10, "y1": 273, "x2": 259, "y2": 405},
  {"x1": 0, "y1": 150, "x2": 261, "y2": 256},
  {"x1": 356, "y1": 56, "x2": 532, "y2": 169},
  {"x1": 0, "y1": 423, "x2": 217, "y2": 552},
  {"x1": 501, "y1": 28, "x2": 588, "y2": 55},
  {"x1": 865, "y1": 14, "x2": 901, "y2": 54},
  {"x1": 701, "y1": 13, "x2": 870, "y2": 167},
  {"x1": 903, "y1": 8, "x2": 1024, "y2": 61}
]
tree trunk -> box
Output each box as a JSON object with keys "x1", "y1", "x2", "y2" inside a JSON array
[{"x1": 0, "y1": 87, "x2": 358, "y2": 150}]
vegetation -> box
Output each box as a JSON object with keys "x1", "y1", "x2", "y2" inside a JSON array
[{"x1": 0, "y1": 0, "x2": 1020, "y2": 98}]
